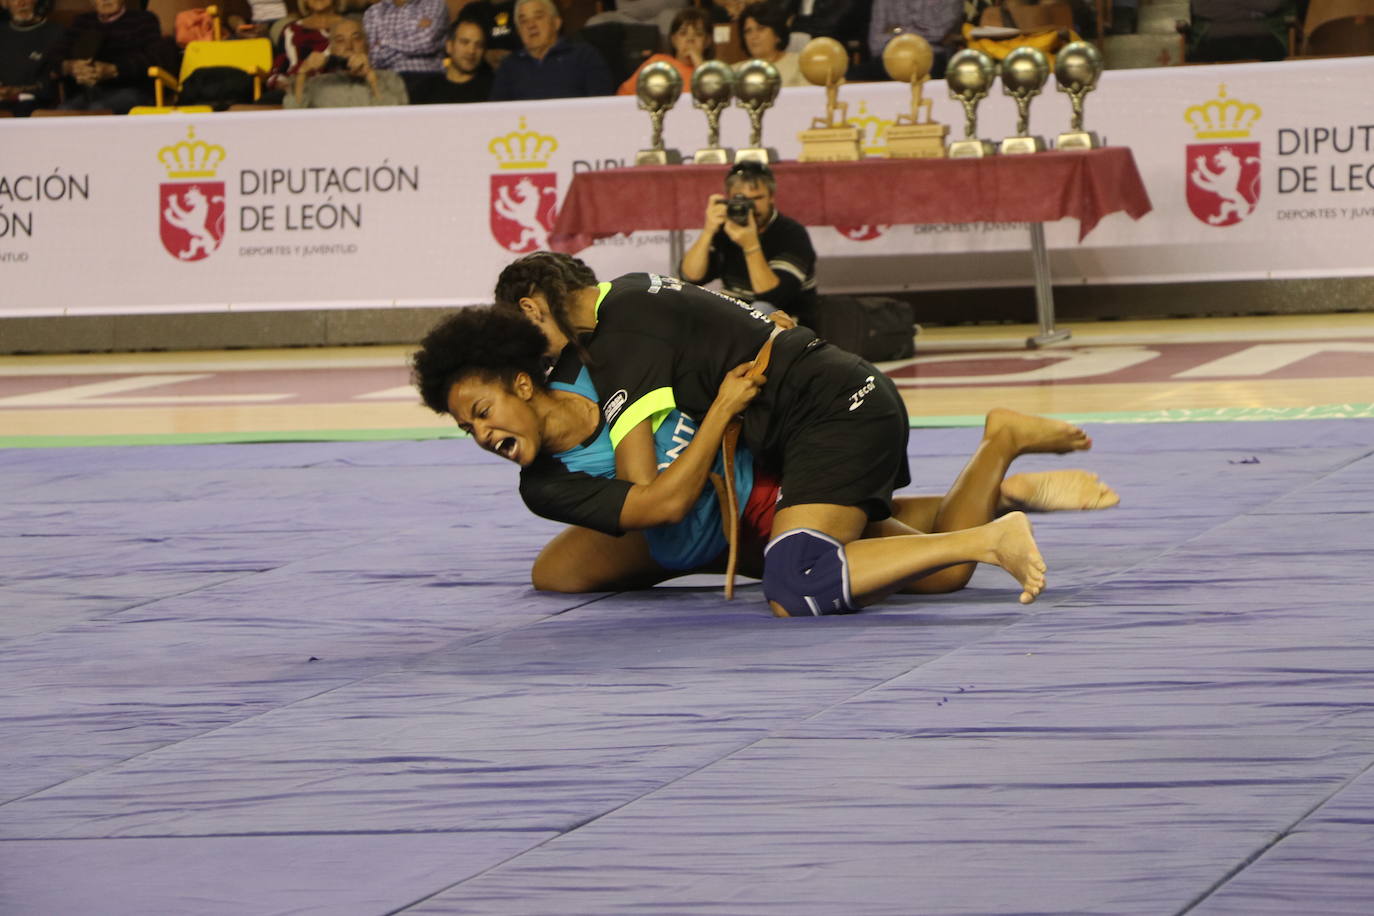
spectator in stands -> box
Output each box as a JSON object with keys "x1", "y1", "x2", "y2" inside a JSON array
[
  {"x1": 710, "y1": 0, "x2": 747, "y2": 23},
  {"x1": 862, "y1": 0, "x2": 964, "y2": 79},
  {"x1": 410, "y1": 13, "x2": 492, "y2": 102},
  {"x1": 789, "y1": 0, "x2": 869, "y2": 52},
  {"x1": 48, "y1": 0, "x2": 163, "y2": 113},
  {"x1": 227, "y1": 0, "x2": 290, "y2": 38},
  {"x1": 489, "y1": 0, "x2": 612, "y2": 100},
  {"x1": 739, "y1": 2, "x2": 805, "y2": 87},
  {"x1": 585, "y1": 0, "x2": 686, "y2": 42},
  {"x1": 616, "y1": 5, "x2": 710, "y2": 95},
  {"x1": 284, "y1": 17, "x2": 408, "y2": 106},
  {"x1": 457, "y1": 0, "x2": 517, "y2": 70},
  {"x1": 1186, "y1": 0, "x2": 1290, "y2": 60},
  {"x1": 0, "y1": 0, "x2": 63, "y2": 114},
  {"x1": 269, "y1": 0, "x2": 343, "y2": 93},
  {"x1": 680, "y1": 159, "x2": 818, "y2": 326},
  {"x1": 362, "y1": 0, "x2": 447, "y2": 97}
]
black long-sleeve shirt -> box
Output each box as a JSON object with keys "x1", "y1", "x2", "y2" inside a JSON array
[{"x1": 49, "y1": 9, "x2": 165, "y2": 88}]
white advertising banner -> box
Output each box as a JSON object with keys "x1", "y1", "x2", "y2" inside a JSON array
[{"x1": 0, "y1": 57, "x2": 1371, "y2": 317}]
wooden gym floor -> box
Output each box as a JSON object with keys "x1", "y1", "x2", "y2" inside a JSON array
[{"x1": 2, "y1": 312, "x2": 1373, "y2": 447}]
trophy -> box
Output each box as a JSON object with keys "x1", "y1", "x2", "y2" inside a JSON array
[
  {"x1": 945, "y1": 49, "x2": 997, "y2": 158},
  {"x1": 691, "y1": 61, "x2": 735, "y2": 164},
  {"x1": 796, "y1": 37, "x2": 862, "y2": 161},
  {"x1": 733, "y1": 59, "x2": 781, "y2": 164},
  {"x1": 1053, "y1": 41, "x2": 1104, "y2": 150},
  {"x1": 635, "y1": 61, "x2": 684, "y2": 166},
  {"x1": 999, "y1": 46, "x2": 1050, "y2": 155},
  {"x1": 882, "y1": 33, "x2": 947, "y2": 159}
]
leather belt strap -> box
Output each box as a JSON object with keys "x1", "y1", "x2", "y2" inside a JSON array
[{"x1": 712, "y1": 326, "x2": 780, "y2": 599}]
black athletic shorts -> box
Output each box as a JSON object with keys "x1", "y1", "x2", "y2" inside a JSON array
[{"x1": 763, "y1": 342, "x2": 911, "y2": 521}]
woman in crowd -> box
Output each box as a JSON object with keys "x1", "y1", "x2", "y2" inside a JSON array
[
  {"x1": 415, "y1": 304, "x2": 780, "y2": 592},
  {"x1": 414, "y1": 253, "x2": 1119, "y2": 614},
  {"x1": 616, "y1": 6, "x2": 713, "y2": 96},
  {"x1": 739, "y1": 1, "x2": 805, "y2": 87}
]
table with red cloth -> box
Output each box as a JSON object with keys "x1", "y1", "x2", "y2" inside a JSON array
[{"x1": 549, "y1": 148, "x2": 1153, "y2": 346}]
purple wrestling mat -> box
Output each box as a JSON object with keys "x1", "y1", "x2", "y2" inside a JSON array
[{"x1": 2, "y1": 419, "x2": 1373, "y2": 915}]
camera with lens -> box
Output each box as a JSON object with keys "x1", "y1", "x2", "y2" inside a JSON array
[{"x1": 726, "y1": 195, "x2": 753, "y2": 226}]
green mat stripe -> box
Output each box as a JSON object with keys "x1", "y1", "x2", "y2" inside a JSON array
[{"x1": 2, "y1": 404, "x2": 1371, "y2": 448}]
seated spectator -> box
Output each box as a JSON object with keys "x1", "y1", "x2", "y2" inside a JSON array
[
  {"x1": 708, "y1": 0, "x2": 749, "y2": 61},
  {"x1": 710, "y1": 0, "x2": 747, "y2": 24},
  {"x1": 862, "y1": 0, "x2": 964, "y2": 79},
  {"x1": 48, "y1": 0, "x2": 163, "y2": 113},
  {"x1": 457, "y1": 0, "x2": 516, "y2": 69},
  {"x1": 789, "y1": 0, "x2": 869, "y2": 51},
  {"x1": 0, "y1": 0, "x2": 64, "y2": 114},
  {"x1": 362, "y1": 0, "x2": 447, "y2": 97},
  {"x1": 489, "y1": 0, "x2": 611, "y2": 100},
  {"x1": 269, "y1": 0, "x2": 343, "y2": 93},
  {"x1": 227, "y1": 0, "x2": 290, "y2": 38},
  {"x1": 616, "y1": 5, "x2": 710, "y2": 96},
  {"x1": 1186, "y1": 0, "x2": 1290, "y2": 60},
  {"x1": 410, "y1": 13, "x2": 491, "y2": 102},
  {"x1": 284, "y1": 18, "x2": 408, "y2": 106},
  {"x1": 585, "y1": 0, "x2": 686, "y2": 42},
  {"x1": 738, "y1": 1, "x2": 805, "y2": 87}
]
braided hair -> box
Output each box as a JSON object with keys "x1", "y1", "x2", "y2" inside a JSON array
[
  {"x1": 493, "y1": 251, "x2": 599, "y2": 365},
  {"x1": 411, "y1": 305, "x2": 549, "y2": 415}
]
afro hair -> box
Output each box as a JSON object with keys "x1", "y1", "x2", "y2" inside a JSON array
[{"x1": 411, "y1": 306, "x2": 549, "y2": 415}]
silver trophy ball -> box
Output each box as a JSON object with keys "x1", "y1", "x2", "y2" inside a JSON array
[
  {"x1": 691, "y1": 60, "x2": 735, "y2": 107},
  {"x1": 946, "y1": 48, "x2": 997, "y2": 102},
  {"x1": 1054, "y1": 41, "x2": 1103, "y2": 95},
  {"x1": 1001, "y1": 46, "x2": 1051, "y2": 99},
  {"x1": 734, "y1": 58, "x2": 782, "y2": 111},
  {"x1": 1053, "y1": 41, "x2": 1104, "y2": 147},
  {"x1": 637, "y1": 60, "x2": 683, "y2": 111}
]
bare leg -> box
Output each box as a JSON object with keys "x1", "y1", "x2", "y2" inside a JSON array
[
  {"x1": 896, "y1": 408, "x2": 1092, "y2": 593},
  {"x1": 532, "y1": 526, "x2": 676, "y2": 592},
  {"x1": 999, "y1": 470, "x2": 1120, "y2": 512},
  {"x1": 768, "y1": 503, "x2": 1047, "y2": 616}
]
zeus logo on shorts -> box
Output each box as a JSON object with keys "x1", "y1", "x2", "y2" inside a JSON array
[
  {"x1": 848, "y1": 376, "x2": 876, "y2": 411},
  {"x1": 603, "y1": 389, "x2": 629, "y2": 425}
]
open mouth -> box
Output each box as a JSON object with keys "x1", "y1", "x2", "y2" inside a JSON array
[{"x1": 495, "y1": 436, "x2": 518, "y2": 460}]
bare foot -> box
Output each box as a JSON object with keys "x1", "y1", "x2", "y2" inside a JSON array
[
  {"x1": 983, "y1": 511, "x2": 1047, "y2": 604},
  {"x1": 1000, "y1": 470, "x2": 1121, "y2": 512},
  {"x1": 984, "y1": 407, "x2": 1092, "y2": 456}
]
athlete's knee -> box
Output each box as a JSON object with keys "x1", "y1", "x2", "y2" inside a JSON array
[
  {"x1": 531, "y1": 549, "x2": 593, "y2": 593},
  {"x1": 761, "y1": 529, "x2": 858, "y2": 617}
]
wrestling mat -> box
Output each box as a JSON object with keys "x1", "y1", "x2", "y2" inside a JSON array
[{"x1": 2, "y1": 418, "x2": 1373, "y2": 915}]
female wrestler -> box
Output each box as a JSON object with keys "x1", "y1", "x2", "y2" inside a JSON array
[
  {"x1": 413, "y1": 303, "x2": 1087, "y2": 610},
  {"x1": 414, "y1": 305, "x2": 779, "y2": 593},
  {"x1": 485, "y1": 252, "x2": 1116, "y2": 615}
]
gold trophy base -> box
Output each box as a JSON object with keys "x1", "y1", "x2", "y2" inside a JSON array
[
  {"x1": 734, "y1": 147, "x2": 778, "y2": 165},
  {"x1": 885, "y1": 123, "x2": 948, "y2": 159},
  {"x1": 693, "y1": 147, "x2": 733, "y2": 165},
  {"x1": 999, "y1": 134, "x2": 1047, "y2": 155},
  {"x1": 797, "y1": 127, "x2": 863, "y2": 162},
  {"x1": 636, "y1": 148, "x2": 683, "y2": 166},
  {"x1": 1055, "y1": 130, "x2": 1101, "y2": 151},
  {"x1": 948, "y1": 138, "x2": 997, "y2": 159}
]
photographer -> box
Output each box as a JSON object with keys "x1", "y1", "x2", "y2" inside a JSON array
[
  {"x1": 679, "y1": 160, "x2": 817, "y2": 326},
  {"x1": 285, "y1": 19, "x2": 408, "y2": 108}
]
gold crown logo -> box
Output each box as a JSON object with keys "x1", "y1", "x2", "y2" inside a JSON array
[
  {"x1": 489, "y1": 117, "x2": 558, "y2": 170},
  {"x1": 1185, "y1": 85, "x2": 1261, "y2": 140},
  {"x1": 158, "y1": 126, "x2": 225, "y2": 179},
  {"x1": 846, "y1": 102, "x2": 892, "y2": 156}
]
